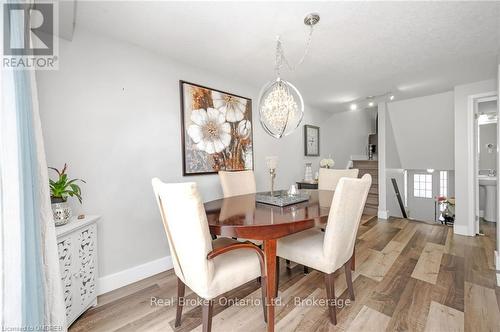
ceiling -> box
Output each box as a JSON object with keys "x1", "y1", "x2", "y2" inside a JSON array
[{"x1": 75, "y1": 1, "x2": 500, "y2": 112}]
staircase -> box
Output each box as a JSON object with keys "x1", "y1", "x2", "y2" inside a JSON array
[{"x1": 352, "y1": 160, "x2": 379, "y2": 216}]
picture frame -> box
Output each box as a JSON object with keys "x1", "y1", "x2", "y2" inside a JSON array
[
  {"x1": 304, "y1": 124, "x2": 320, "y2": 156},
  {"x1": 179, "y1": 80, "x2": 254, "y2": 176}
]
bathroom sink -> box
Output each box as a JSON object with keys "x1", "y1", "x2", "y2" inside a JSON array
[
  {"x1": 478, "y1": 176, "x2": 497, "y2": 222},
  {"x1": 478, "y1": 176, "x2": 497, "y2": 186}
]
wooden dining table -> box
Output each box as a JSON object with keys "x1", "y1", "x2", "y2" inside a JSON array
[{"x1": 204, "y1": 189, "x2": 334, "y2": 332}]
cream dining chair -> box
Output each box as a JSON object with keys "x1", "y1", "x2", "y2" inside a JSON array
[
  {"x1": 151, "y1": 179, "x2": 267, "y2": 332},
  {"x1": 315, "y1": 168, "x2": 360, "y2": 237},
  {"x1": 219, "y1": 170, "x2": 256, "y2": 197},
  {"x1": 218, "y1": 170, "x2": 262, "y2": 246},
  {"x1": 275, "y1": 174, "x2": 372, "y2": 325},
  {"x1": 318, "y1": 168, "x2": 359, "y2": 191}
]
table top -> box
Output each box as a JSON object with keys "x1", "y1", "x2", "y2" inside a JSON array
[{"x1": 204, "y1": 190, "x2": 333, "y2": 240}]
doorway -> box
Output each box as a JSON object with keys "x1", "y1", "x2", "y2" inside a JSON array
[{"x1": 474, "y1": 97, "x2": 498, "y2": 235}]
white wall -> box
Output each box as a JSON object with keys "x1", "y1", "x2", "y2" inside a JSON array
[
  {"x1": 387, "y1": 91, "x2": 455, "y2": 170},
  {"x1": 385, "y1": 111, "x2": 402, "y2": 169},
  {"x1": 37, "y1": 28, "x2": 331, "y2": 279},
  {"x1": 454, "y1": 79, "x2": 497, "y2": 235},
  {"x1": 321, "y1": 108, "x2": 376, "y2": 169},
  {"x1": 479, "y1": 100, "x2": 498, "y2": 114}
]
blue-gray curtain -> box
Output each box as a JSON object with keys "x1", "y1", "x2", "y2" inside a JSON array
[{"x1": 1, "y1": 1, "x2": 66, "y2": 329}]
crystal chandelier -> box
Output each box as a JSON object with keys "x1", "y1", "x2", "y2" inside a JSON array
[{"x1": 258, "y1": 13, "x2": 320, "y2": 139}]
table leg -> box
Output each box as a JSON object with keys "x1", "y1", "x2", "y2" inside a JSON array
[{"x1": 263, "y1": 239, "x2": 277, "y2": 332}]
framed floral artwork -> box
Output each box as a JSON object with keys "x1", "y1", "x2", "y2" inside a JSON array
[{"x1": 180, "y1": 81, "x2": 254, "y2": 175}]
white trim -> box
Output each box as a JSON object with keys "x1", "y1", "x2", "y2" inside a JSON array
[
  {"x1": 466, "y1": 91, "x2": 497, "y2": 236},
  {"x1": 453, "y1": 224, "x2": 474, "y2": 236},
  {"x1": 97, "y1": 255, "x2": 173, "y2": 295},
  {"x1": 378, "y1": 103, "x2": 388, "y2": 218},
  {"x1": 378, "y1": 209, "x2": 389, "y2": 219},
  {"x1": 495, "y1": 250, "x2": 500, "y2": 271}
]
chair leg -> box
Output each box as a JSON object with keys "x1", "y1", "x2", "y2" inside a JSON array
[
  {"x1": 344, "y1": 259, "x2": 355, "y2": 301},
  {"x1": 261, "y1": 276, "x2": 268, "y2": 323},
  {"x1": 285, "y1": 259, "x2": 291, "y2": 268},
  {"x1": 175, "y1": 277, "x2": 185, "y2": 327},
  {"x1": 303, "y1": 266, "x2": 310, "y2": 274},
  {"x1": 275, "y1": 258, "x2": 280, "y2": 298},
  {"x1": 351, "y1": 247, "x2": 356, "y2": 271},
  {"x1": 202, "y1": 299, "x2": 214, "y2": 332},
  {"x1": 257, "y1": 244, "x2": 263, "y2": 284},
  {"x1": 324, "y1": 272, "x2": 337, "y2": 325}
]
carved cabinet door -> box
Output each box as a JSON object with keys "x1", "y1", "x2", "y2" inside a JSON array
[
  {"x1": 57, "y1": 223, "x2": 98, "y2": 325},
  {"x1": 57, "y1": 234, "x2": 76, "y2": 322},
  {"x1": 76, "y1": 224, "x2": 97, "y2": 310}
]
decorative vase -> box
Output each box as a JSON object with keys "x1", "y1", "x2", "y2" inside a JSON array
[
  {"x1": 304, "y1": 162, "x2": 313, "y2": 182},
  {"x1": 51, "y1": 198, "x2": 72, "y2": 226}
]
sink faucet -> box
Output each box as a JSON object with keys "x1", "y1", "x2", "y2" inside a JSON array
[{"x1": 488, "y1": 169, "x2": 496, "y2": 177}]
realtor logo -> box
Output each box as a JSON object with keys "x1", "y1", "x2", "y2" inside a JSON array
[{"x1": 3, "y1": 2, "x2": 58, "y2": 69}]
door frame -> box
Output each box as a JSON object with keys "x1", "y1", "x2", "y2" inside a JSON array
[{"x1": 467, "y1": 92, "x2": 498, "y2": 235}]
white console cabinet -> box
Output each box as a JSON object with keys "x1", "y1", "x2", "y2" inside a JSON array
[{"x1": 56, "y1": 215, "x2": 99, "y2": 326}]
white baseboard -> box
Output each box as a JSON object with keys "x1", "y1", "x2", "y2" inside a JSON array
[
  {"x1": 453, "y1": 224, "x2": 474, "y2": 236},
  {"x1": 97, "y1": 255, "x2": 173, "y2": 295},
  {"x1": 378, "y1": 210, "x2": 389, "y2": 219}
]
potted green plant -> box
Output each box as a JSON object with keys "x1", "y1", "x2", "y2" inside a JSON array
[
  {"x1": 437, "y1": 196, "x2": 455, "y2": 226},
  {"x1": 49, "y1": 163, "x2": 85, "y2": 226}
]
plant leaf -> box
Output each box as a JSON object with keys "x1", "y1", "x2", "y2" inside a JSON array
[{"x1": 48, "y1": 167, "x2": 61, "y2": 177}]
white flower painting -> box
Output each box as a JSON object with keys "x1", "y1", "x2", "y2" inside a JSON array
[
  {"x1": 187, "y1": 108, "x2": 231, "y2": 154},
  {"x1": 180, "y1": 81, "x2": 253, "y2": 175},
  {"x1": 212, "y1": 91, "x2": 247, "y2": 122}
]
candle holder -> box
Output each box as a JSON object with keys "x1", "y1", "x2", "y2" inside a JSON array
[
  {"x1": 266, "y1": 156, "x2": 279, "y2": 195},
  {"x1": 269, "y1": 168, "x2": 276, "y2": 195}
]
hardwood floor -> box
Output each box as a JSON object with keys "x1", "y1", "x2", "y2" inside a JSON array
[{"x1": 70, "y1": 218, "x2": 500, "y2": 332}]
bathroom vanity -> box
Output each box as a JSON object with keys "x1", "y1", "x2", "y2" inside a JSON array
[{"x1": 479, "y1": 175, "x2": 497, "y2": 222}]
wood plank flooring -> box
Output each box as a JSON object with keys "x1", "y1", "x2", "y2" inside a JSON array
[{"x1": 70, "y1": 218, "x2": 500, "y2": 332}]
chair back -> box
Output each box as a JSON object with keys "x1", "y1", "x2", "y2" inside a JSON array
[
  {"x1": 323, "y1": 174, "x2": 372, "y2": 270},
  {"x1": 151, "y1": 178, "x2": 214, "y2": 294},
  {"x1": 219, "y1": 170, "x2": 256, "y2": 197},
  {"x1": 318, "y1": 168, "x2": 359, "y2": 191}
]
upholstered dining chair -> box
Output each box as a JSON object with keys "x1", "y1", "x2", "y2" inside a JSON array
[
  {"x1": 151, "y1": 178, "x2": 267, "y2": 332},
  {"x1": 219, "y1": 170, "x2": 257, "y2": 197},
  {"x1": 315, "y1": 168, "x2": 360, "y2": 237},
  {"x1": 275, "y1": 174, "x2": 372, "y2": 325},
  {"x1": 218, "y1": 170, "x2": 262, "y2": 245},
  {"x1": 318, "y1": 168, "x2": 359, "y2": 191}
]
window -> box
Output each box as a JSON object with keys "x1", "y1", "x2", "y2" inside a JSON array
[
  {"x1": 413, "y1": 173, "x2": 432, "y2": 198},
  {"x1": 440, "y1": 171, "x2": 448, "y2": 197}
]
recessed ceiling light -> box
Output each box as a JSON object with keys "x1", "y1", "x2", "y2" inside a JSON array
[
  {"x1": 367, "y1": 97, "x2": 375, "y2": 107},
  {"x1": 350, "y1": 103, "x2": 357, "y2": 111}
]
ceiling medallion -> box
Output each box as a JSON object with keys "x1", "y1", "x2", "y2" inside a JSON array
[{"x1": 258, "y1": 13, "x2": 320, "y2": 139}]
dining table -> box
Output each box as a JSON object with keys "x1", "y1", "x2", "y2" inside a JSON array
[{"x1": 204, "y1": 189, "x2": 334, "y2": 332}]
